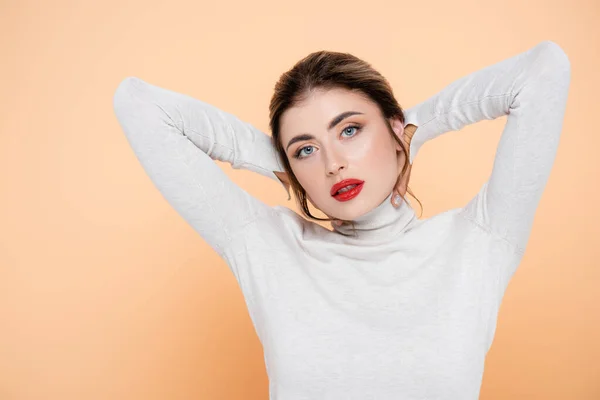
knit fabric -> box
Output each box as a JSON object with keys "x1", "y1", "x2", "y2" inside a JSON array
[{"x1": 113, "y1": 40, "x2": 570, "y2": 399}]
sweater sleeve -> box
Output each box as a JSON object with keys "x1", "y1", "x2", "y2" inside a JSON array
[
  {"x1": 112, "y1": 77, "x2": 290, "y2": 259},
  {"x1": 402, "y1": 40, "x2": 571, "y2": 254}
]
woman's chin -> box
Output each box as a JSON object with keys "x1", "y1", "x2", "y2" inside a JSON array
[{"x1": 324, "y1": 201, "x2": 368, "y2": 222}]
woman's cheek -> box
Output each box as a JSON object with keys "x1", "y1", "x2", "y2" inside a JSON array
[
  {"x1": 346, "y1": 135, "x2": 375, "y2": 163},
  {"x1": 295, "y1": 162, "x2": 321, "y2": 191}
]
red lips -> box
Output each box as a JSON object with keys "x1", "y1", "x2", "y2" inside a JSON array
[{"x1": 330, "y1": 179, "x2": 365, "y2": 196}]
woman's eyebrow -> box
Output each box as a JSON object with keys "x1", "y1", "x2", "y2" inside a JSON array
[{"x1": 286, "y1": 111, "x2": 364, "y2": 151}]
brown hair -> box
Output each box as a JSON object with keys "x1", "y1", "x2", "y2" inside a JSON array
[{"x1": 268, "y1": 50, "x2": 422, "y2": 235}]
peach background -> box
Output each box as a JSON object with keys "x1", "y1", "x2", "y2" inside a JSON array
[{"x1": 1, "y1": 0, "x2": 599, "y2": 398}]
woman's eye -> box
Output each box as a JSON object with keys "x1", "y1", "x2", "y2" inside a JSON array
[
  {"x1": 294, "y1": 124, "x2": 362, "y2": 159},
  {"x1": 295, "y1": 145, "x2": 314, "y2": 158},
  {"x1": 342, "y1": 125, "x2": 360, "y2": 137}
]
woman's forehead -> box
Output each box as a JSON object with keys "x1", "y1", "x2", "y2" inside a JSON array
[
  {"x1": 297, "y1": 87, "x2": 373, "y2": 110},
  {"x1": 280, "y1": 89, "x2": 376, "y2": 133}
]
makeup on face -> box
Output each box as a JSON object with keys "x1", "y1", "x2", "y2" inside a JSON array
[
  {"x1": 280, "y1": 87, "x2": 400, "y2": 220},
  {"x1": 331, "y1": 179, "x2": 365, "y2": 202},
  {"x1": 285, "y1": 111, "x2": 365, "y2": 154}
]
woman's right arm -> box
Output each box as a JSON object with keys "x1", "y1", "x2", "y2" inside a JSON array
[{"x1": 112, "y1": 77, "x2": 289, "y2": 259}]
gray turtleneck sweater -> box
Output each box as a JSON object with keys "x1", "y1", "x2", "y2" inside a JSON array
[{"x1": 112, "y1": 41, "x2": 571, "y2": 399}]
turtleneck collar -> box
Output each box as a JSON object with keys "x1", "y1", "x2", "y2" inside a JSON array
[{"x1": 331, "y1": 191, "x2": 417, "y2": 242}]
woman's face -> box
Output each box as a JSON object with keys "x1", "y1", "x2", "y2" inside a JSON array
[{"x1": 279, "y1": 87, "x2": 406, "y2": 222}]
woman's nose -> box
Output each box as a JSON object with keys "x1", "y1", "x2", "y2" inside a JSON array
[{"x1": 325, "y1": 149, "x2": 347, "y2": 176}]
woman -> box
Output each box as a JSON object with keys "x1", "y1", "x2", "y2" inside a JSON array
[{"x1": 113, "y1": 40, "x2": 571, "y2": 399}]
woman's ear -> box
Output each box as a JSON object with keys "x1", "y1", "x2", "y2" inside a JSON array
[{"x1": 389, "y1": 117, "x2": 405, "y2": 152}]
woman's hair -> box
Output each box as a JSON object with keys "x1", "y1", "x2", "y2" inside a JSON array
[{"x1": 268, "y1": 50, "x2": 422, "y2": 235}]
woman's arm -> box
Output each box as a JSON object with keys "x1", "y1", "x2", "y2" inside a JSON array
[
  {"x1": 402, "y1": 40, "x2": 571, "y2": 254},
  {"x1": 112, "y1": 77, "x2": 289, "y2": 261}
]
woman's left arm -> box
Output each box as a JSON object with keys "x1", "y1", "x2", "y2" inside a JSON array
[{"x1": 402, "y1": 40, "x2": 571, "y2": 254}]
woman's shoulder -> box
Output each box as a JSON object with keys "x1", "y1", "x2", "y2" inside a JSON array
[
  {"x1": 411, "y1": 207, "x2": 522, "y2": 257},
  {"x1": 270, "y1": 205, "x2": 338, "y2": 239},
  {"x1": 240, "y1": 205, "x2": 325, "y2": 240}
]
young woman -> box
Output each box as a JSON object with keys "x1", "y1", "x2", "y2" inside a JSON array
[{"x1": 113, "y1": 40, "x2": 571, "y2": 399}]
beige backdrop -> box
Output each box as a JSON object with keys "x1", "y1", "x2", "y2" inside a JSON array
[{"x1": 1, "y1": 0, "x2": 599, "y2": 399}]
